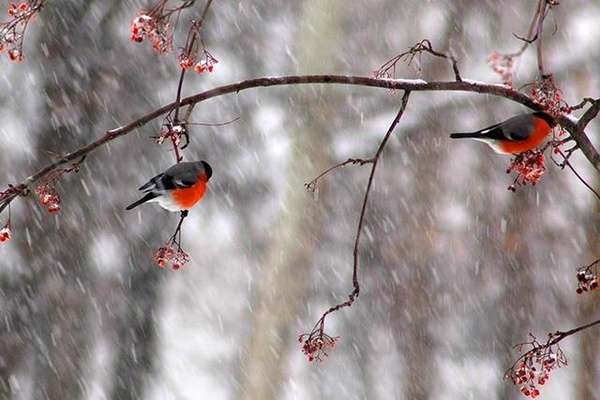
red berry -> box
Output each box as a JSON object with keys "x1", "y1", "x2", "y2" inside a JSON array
[
  {"x1": 194, "y1": 63, "x2": 206, "y2": 73},
  {"x1": 8, "y1": 49, "x2": 22, "y2": 62}
]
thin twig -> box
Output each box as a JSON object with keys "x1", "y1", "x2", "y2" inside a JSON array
[
  {"x1": 536, "y1": 0, "x2": 549, "y2": 77},
  {"x1": 375, "y1": 39, "x2": 462, "y2": 81},
  {"x1": 186, "y1": 116, "x2": 241, "y2": 127},
  {"x1": 506, "y1": 3, "x2": 541, "y2": 58},
  {"x1": 304, "y1": 158, "x2": 373, "y2": 192},
  {"x1": 309, "y1": 91, "x2": 411, "y2": 334},
  {"x1": 171, "y1": 0, "x2": 215, "y2": 160},
  {"x1": 556, "y1": 148, "x2": 600, "y2": 201}
]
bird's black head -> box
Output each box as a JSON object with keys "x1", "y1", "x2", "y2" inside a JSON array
[
  {"x1": 201, "y1": 160, "x2": 212, "y2": 180},
  {"x1": 533, "y1": 111, "x2": 557, "y2": 127}
]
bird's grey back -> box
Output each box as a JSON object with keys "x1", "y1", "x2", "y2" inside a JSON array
[
  {"x1": 164, "y1": 161, "x2": 203, "y2": 180},
  {"x1": 500, "y1": 113, "x2": 536, "y2": 141}
]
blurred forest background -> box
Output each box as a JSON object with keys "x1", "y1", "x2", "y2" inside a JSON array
[{"x1": 0, "y1": 0, "x2": 599, "y2": 399}]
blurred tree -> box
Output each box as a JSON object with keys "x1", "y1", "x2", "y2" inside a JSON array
[{"x1": 238, "y1": 1, "x2": 341, "y2": 399}]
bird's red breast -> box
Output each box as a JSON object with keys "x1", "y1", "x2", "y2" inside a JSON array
[
  {"x1": 171, "y1": 173, "x2": 208, "y2": 210},
  {"x1": 498, "y1": 117, "x2": 552, "y2": 154}
]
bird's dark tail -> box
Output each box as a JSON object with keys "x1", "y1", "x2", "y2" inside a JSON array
[
  {"x1": 449, "y1": 132, "x2": 481, "y2": 139},
  {"x1": 125, "y1": 192, "x2": 158, "y2": 210}
]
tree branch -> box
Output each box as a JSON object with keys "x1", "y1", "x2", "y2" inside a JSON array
[
  {"x1": 299, "y1": 91, "x2": 411, "y2": 361},
  {"x1": 577, "y1": 98, "x2": 600, "y2": 131},
  {"x1": 2, "y1": 74, "x2": 600, "y2": 214},
  {"x1": 304, "y1": 158, "x2": 374, "y2": 192},
  {"x1": 536, "y1": 0, "x2": 549, "y2": 77}
]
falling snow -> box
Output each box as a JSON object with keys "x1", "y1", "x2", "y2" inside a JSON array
[{"x1": 0, "y1": 1, "x2": 599, "y2": 400}]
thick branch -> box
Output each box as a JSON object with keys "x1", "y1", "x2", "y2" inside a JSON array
[
  {"x1": 578, "y1": 98, "x2": 600, "y2": 131},
  {"x1": 3, "y1": 74, "x2": 600, "y2": 212}
]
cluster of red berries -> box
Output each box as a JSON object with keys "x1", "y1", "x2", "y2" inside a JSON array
[
  {"x1": 0, "y1": 2, "x2": 38, "y2": 62},
  {"x1": 487, "y1": 51, "x2": 515, "y2": 86},
  {"x1": 531, "y1": 75, "x2": 567, "y2": 119},
  {"x1": 153, "y1": 243, "x2": 190, "y2": 270},
  {"x1": 35, "y1": 183, "x2": 61, "y2": 213},
  {"x1": 576, "y1": 267, "x2": 599, "y2": 294},
  {"x1": 507, "y1": 151, "x2": 546, "y2": 191},
  {"x1": 130, "y1": 14, "x2": 172, "y2": 54},
  {"x1": 298, "y1": 329, "x2": 339, "y2": 362},
  {"x1": 7, "y1": 2, "x2": 30, "y2": 17},
  {"x1": 506, "y1": 347, "x2": 563, "y2": 398},
  {"x1": 179, "y1": 50, "x2": 218, "y2": 74},
  {"x1": 0, "y1": 223, "x2": 11, "y2": 243}
]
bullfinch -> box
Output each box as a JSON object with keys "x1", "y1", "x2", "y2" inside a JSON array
[
  {"x1": 126, "y1": 161, "x2": 212, "y2": 212},
  {"x1": 450, "y1": 111, "x2": 556, "y2": 154}
]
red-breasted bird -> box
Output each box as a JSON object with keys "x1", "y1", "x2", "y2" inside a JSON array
[
  {"x1": 126, "y1": 161, "x2": 212, "y2": 212},
  {"x1": 449, "y1": 111, "x2": 556, "y2": 154}
]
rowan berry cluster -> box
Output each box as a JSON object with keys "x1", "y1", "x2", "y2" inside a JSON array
[
  {"x1": 531, "y1": 75, "x2": 568, "y2": 119},
  {"x1": 180, "y1": 49, "x2": 217, "y2": 74},
  {"x1": 35, "y1": 183, "x2": 60, "y2": 213},
  {"x1": 177, "y1": 17, "x2": 218, "y2": 74},
  {"x1": 507, "y1": 151, "x2": 546, "y2": 191},
  {"x1": 505, "y1": 335, "x2": 566, "y2": 398},
  {"x1": 298, "y1": 328, "x2": 340, "y2": 363},
  {"x1": 153, "y1": 243, "x2": 190, "y2": 270},
  {"x1": 130, "y1": 1, "x2": 203, "y2": 58},
  {"x1": 487, "y1": 51, "x2": 515, "y2": 86},
  {"x1": 1, "y1": 1, "x2": 44, "y2": 62},
  {"x1": 0, "y1": 223, "x2": 11, "y2": 243},
  {"x1": 130, "y1": 14, "x2": 172, "y2": 54},
  {"x1": 576, "y1": 260, "x2": 599, "y2": 294}
]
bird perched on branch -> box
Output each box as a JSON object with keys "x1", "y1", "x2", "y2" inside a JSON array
[
  {"x1": 126, "y1": 161, "x2": 212, "y2": 212},
  {"x1": 449, "y1": 111, "x2": 556, "y2": 154}
]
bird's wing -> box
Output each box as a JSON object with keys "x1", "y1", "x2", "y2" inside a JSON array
[
  {"x1": 139, "y1": 162, "x2": 200, "y2": 192},
  {"x1": 474, "y1": 113, "x2": 535, "y2": 141},
  {"x1": 499, "y1": 113, "x2": 536, "y2": 141},
  {"x1": 138, "y1": 173, "x2": 164, "y2": 191},
  {"x1": 164, "y1": 162, "x2": 200, "y2": 188}
]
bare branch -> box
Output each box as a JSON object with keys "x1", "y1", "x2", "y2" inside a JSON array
[
  {"x1": 299, "y1": 91, "x2": 411, "y2": 362},
  {"x1": 577, "y1": 98, "x2": 600, "y2": 130},
  {"x1": 569, "y1": 97, "x2": 596, "y2": 112},
  {"x1": 186, "y1": 116, "x2": 241, "y2": 127},
  {"x1": 555, "y1": 148, "x2": 600, "y2": 201},
  {"x1": 536, "y1": 0, "x2": 549, "y2": 77},
  {"x1": 2, "y1": 74, "x2": 600, "y2": 214},
  {"x1": 374, "y1": 39, "x2": 462, "y2": 82},
  {"x1": 304, "y1": 158, "x2": 373, "y2": 193}
]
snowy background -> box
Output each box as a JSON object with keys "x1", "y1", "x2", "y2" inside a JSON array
[{"x1": 0, "y1": 1, "x2": 599, "y2": 399}]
